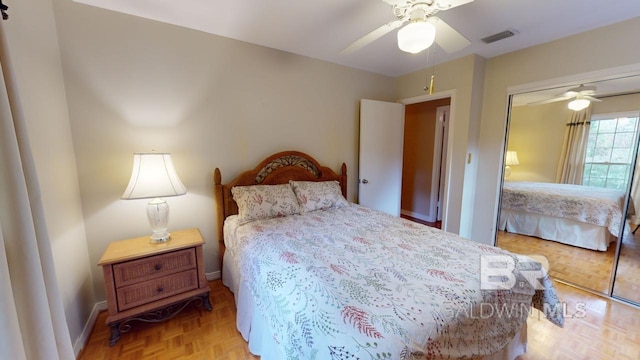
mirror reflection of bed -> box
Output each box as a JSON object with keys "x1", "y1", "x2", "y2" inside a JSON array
[{"x1": 496, "y1": 82, "x2": 640, "y2": 301}]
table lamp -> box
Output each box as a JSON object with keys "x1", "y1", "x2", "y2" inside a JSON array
[
  {"x1": 121, "y1": 153, "x2": 186, "y2": 243},
  {"x1": 504, "y1": 150, "x2": 520, "y2": 179}
]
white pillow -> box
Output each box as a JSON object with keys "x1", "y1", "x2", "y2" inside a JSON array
[
  {"x1": 231, "y1": 184, "x2": 301, "y2": 224},
  {"x1": 289, "y1": 180, "x2": 349, "y2": 212}
]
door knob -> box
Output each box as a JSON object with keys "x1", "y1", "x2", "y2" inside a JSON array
[{"x1": 361, "y1": 179, "x2": 369, "y2": 184}]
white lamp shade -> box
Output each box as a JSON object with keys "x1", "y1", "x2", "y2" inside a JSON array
[
  {"x1": 122, "y1": 153, "x2": 187, "y2": 199},
  {"x1": 505, "y1": 151, "x2": 520, "y2": 166},
  {"x1": 568, "y1": 97, "x2": 590, "y2": 111},
  {"x1": 397, "y1": 21, "x2": 436, "y2": 54}
]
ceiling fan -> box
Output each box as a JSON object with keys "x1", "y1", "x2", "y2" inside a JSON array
[
  {"x1": 529, "y1": 84, "x2": 602, "y2": 111},
  {"x1": 341, "y1": 0, "x2": 474, "y2": 54}
]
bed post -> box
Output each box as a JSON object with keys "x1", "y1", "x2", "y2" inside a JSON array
[
  {"x1": 214, "y1": 168, "x2": 225, "y2": 271},
  {"x1": 340, "y1": 162, "x2": 347, "y2": 199}
]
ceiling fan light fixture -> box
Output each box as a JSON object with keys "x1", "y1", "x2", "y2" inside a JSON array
[
  {"x1": 568, "y1": 97, "x2": 591, "y2": 111},
  {"x1": 397, "y1": 20, "x2": 436, "y2": 54}
]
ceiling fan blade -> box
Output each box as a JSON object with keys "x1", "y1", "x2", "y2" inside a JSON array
[
  {"x1": 564, "y1": 90, "x2": 595, "y2": 98},
  {"x1": 567, "y1": 84, "x2": 597, "y2": 93},
  {"x1": 340, "y1": 19, "x2": 406, "y2": 54},
  {"x1": 527, "y1": 96, "x2": 571, "y2": 106},
  {"x1": 583, "y1": 95, "x2": 602, "y2": 102},
  {"x1": 382, "y1": 0, "x2": 474, "y2": 8},
  {"x1": 428, "y1": 16, "x2": 470, "y2": 53}
]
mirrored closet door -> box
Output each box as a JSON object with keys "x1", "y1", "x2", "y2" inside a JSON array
[
  {"x1": 613, "y1": 146, "x2": 640, "y2": 304},
  {"x1": 496, "y1": 74, "x2": 640, "y2": 306}
]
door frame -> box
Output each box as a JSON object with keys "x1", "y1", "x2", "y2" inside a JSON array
[
  {"x1": 400, "y1": 90, "x2": 456, "y2": 230},
  {"x1": 432, "y1": 105, "x2": 450, "y2": 221}
]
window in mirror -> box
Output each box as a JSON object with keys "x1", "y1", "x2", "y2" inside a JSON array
[{"x1": 584, "y1": 112, "x2": 639, "y2": 190}]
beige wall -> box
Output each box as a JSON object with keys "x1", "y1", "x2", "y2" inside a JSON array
[
  {"x1": 507, "y1": 102, "x2": 569, "y2": 182},
  {"x1": 592, "y1": 93, "x2": 640, "y2": 114},
  {"x1": 474, "y1": 17, "x2": 640, "y2": 245},
  {"x1": 401, "y1": 98, "x2": 450, "y2": 219},
  {"x1": 52, "y1": 1, "x2": 395, "y2": 301},
  {"x1": 3, "y1": 0, "x2": 95, "y2": 353}
]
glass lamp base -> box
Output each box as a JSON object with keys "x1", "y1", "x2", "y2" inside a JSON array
[
  {"x1": 147, "y1": 198, "x2": 171, "y2": 243},
  {"x1": 150, "y1": 231, "x2": 171, "y2": 243},
  {"x1": 504, "y1": 165, "x2": 512, "y2": 179}
]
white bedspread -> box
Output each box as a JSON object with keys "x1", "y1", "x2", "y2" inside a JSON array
[
  {"x1": 501, "y1": 181, "x2": 626, "y2": 237},
  {"x1": 223, "y1": 204, "x2": 563, "y2": 359}
]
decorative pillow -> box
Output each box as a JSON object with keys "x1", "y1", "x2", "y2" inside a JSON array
[
  {"x1": 231, "y1": 184, "x2": 301, "y2": 224},
  {"x1": 289, "y1": 180, "x2": 349, "y2": 212}
]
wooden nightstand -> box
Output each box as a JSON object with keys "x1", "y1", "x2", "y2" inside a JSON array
[{"x1": 98, "y1": 228, "x2": 212, "y2": 346}]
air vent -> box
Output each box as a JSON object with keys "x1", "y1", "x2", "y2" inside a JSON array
[{"x1": 481, "y1": 29, "x2": 518, "y2": 44}]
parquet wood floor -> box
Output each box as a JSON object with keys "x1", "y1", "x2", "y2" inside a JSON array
[
  {"x1": 497, "y1": 231, "x2": 616, "y2": 294},
  {"x1": 522, "y1": 281, "x2": 640, "y2": 359},
  {"x1": 497, "y1": 230, "x2": 640, "y2": 303},
  {"x1": 78, "y1": 280, "x2": 259, "y2": 360},
  {"x1": 77, "y1": 279, "x2": 640, "y2": 360},
  {"x1": 614, "y1": 232, "x2": 640, "y2": 301}
]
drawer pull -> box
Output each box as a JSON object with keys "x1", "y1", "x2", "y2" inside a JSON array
[
  {"x1": 154, "y1": 264, "x2": 162, "y2": 271},
  {"x1": 157, "y1": 287, "x2": 164, "y2": 293}
]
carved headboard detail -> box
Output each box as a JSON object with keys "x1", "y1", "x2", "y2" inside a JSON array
[{"x1": 255, "y1": 154, "x2": 320, "y2": 183}]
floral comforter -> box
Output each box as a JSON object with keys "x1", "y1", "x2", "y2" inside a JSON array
[
  {"x1": 225, "y1": 204, "x2": 563, "y2": 359},
  {"x1": 501, "y1": 181, "x2": 626, "y2": 236}
]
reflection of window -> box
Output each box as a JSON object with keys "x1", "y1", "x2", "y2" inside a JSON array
[{"x1": 583, "y1": 112, "x2": 639, "y2": 190}]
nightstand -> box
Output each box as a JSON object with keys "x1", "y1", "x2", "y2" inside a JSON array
[{"x1": 98, "y1": 228, "x2": 212, "y2": 346}]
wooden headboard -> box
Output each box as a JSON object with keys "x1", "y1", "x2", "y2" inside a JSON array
[{"x1": 213, "y1": 150, "x2": 347, "y2": 266}]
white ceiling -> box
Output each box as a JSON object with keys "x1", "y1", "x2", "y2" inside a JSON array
[{"x1": 75, "y1": 0, "x2": 640, "y2": 78}]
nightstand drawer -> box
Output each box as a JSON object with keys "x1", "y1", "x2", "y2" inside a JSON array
[
  {"x1": 113, "y1": 248, "x2": 196, "y2": 287},
  {"x1": 99, "y1": 228, "x2": 211, "y2": 346},
  {"x1": 116, "y1": 269, "x2": 198, "y2": 311}
]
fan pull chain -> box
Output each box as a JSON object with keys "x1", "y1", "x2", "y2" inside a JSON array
[
  {"x1": 429, "y1": 75, "x2": 435, "y2": 95},
  {"x1": 424, "y1": 46, "x2": 435, "y2": 94}
]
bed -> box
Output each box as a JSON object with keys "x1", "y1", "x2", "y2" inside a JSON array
[
  {"x1": 499, "y1": 181, "x2": 629, "y2": 251},
  {"x1": 215, "y1": 151, "x2": 564, "y2": 360}
]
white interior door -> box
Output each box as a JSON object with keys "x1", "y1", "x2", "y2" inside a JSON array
[{"x1": 359, "y1": 99, "x2": 405, "y2": 216}]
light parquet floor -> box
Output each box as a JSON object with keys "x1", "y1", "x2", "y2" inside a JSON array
[
  {"x1": 78, "y1": 280, "x2": 259, "y2": 360},
  {"x1": 77, "y1": 279, "x2": 640, "y2": 360},
  {"x1": 523, "y1": 281, "x2": 640, "y2": 359},
  {"x1": 614, "y1": 231, "x2": 640, "y2": 300},
  {"x1": 497, "y1": 229, "x2": 640, "y2": 301},
  {"x1": 497, "y1": 231, "x2": 617, "y2": 294}
]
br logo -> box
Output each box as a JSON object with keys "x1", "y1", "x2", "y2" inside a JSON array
[{"x1": 480, "y1": 254, "x2": 550, "y2": 290}]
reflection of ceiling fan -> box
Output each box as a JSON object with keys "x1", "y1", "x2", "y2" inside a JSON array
[
  {"x1": 529, "y1": 84, "x2": 602, "y2": 111},
  {"x1": 341, "y1": 0, "x2": 473, "y2": 54}
]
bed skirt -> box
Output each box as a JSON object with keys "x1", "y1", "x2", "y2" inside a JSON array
[{"x1": 499, "y1": 209, "x2": 616, "y2": 251}]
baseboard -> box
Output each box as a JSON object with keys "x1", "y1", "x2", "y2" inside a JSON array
[
  {"x1": 206, "y1": 271, "x2": 221, "y2": 281},
  {"x1": 401, "y1": 209, "x2": 435, "y2": 223},
  {"x1": 73, "y1": 300, "x2": 107, "y2": 357}
]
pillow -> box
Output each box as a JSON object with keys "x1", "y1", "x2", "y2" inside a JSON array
[
  {"x1": 231, "y1": 184, "x2": 301, "y2": 224},
  {"x1": 289, "y1": 180, "x2": 349, "y2": 212}
]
